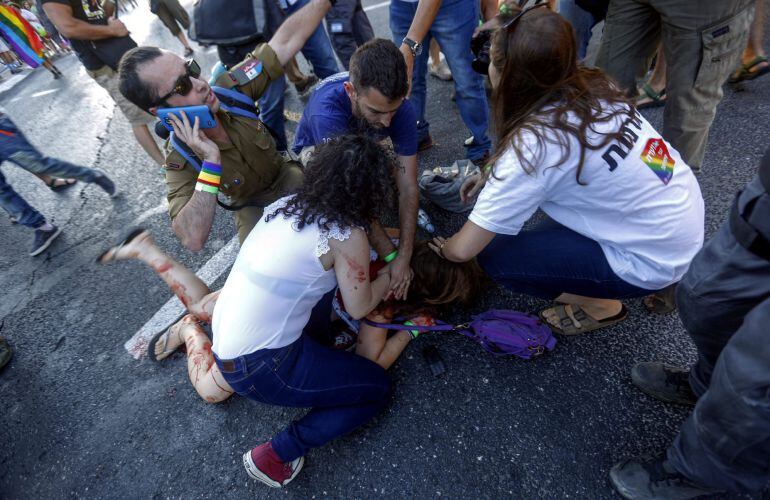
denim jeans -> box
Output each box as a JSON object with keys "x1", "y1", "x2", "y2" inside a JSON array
[
  {"x1": 477, "y1": 218, "x2": 654, "y2": 300},
  {"x1": 259, "y1": 0, "x2": 340, "y2": 151},
  {"x1": 389, "y1": 0, "x2": 491, "y2": 161},
  {"x1": 216, "y1": 334, "x2": 391, "y2": 462},
  {"x1": 557, "y1": 0, "x2": 598, "y2": 60},
  {"x1": 0, "y1": 115, "x2": 99, "y2": 229}
]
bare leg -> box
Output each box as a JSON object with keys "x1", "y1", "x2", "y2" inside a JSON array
[
  {"x1": 355, "y1": 313, "x2": 412, "y2": 369},
  {"x1": 175, "y1": 315, "x2": 233, "y2": 403},
  {"x1": 636, "y1": 43, "x2": 666, "y2": 106},
  {"x1": 741, "y1": 1, "x2": 767, "y2": 71},
  {"x1": 98, "y1": 230, "x2": 210, "y2": 309},
  {"x1": 132, "y1": 124, "x2": 165, "y2": 166}
]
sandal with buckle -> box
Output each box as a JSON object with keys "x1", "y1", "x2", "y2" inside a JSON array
[{"x1": 539, "y1": 303, "x2": 628, "y2": 336}]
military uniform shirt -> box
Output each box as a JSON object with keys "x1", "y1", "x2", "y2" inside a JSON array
[{"x1": 164, "y1": 43, "x2": 292, "y2": 223}]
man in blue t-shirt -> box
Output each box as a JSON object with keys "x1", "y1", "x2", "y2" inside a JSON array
[{"x1": 293, "y1": 38, "x2": 418, "y2": 299}]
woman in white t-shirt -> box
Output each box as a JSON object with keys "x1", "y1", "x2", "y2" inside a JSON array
[{"x1": 429, "y1": 3, "x2": 704, "y2": 335}]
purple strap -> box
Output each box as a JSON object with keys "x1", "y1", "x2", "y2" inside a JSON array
[{"x1": 362, "y1": 319, "x2": 460, "y2": 333}]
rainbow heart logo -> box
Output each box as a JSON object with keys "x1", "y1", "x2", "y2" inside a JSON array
[{"x1": 640, "y1": 138, "x2": 675, "y2": 185}]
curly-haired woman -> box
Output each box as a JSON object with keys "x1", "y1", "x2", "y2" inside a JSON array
[
  {"x1": 430, "y1": 2, "x2": 704, "y2": 336},
  {"x1": 98, "y1": 135, "x2": 487, "y2": 488}
]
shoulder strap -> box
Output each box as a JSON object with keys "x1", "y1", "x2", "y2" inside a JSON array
[
  {"x1": 212, "y1": 86, "x2": 260, "y2": 120},
  {"x1": 362, "y1": 318, "x2": 460, "y2": 332}
]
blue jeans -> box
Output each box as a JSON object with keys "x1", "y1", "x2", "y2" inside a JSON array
[
  {"x1": 477, "y1": 219, "x2": 654, "y2": 300},
  {"x1": 215, "y1": 334, "x2": 391, "y2": 462},
  {"x1": 389, "y1": 0, "x2": 491, "y2": 161},
  {"x1": 0, "y1": 115, "x2": 99, "y2": 229},
  {"x1": 558, "y1": 0, "x2": 599, "y2": 60},
  {"x1": 260, "y1": 0, "x2": 340, "y2": 151}
]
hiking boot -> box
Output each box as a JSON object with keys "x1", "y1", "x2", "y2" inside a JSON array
[
  {"x1": 0, "y1": 336, "x2": 12, "y2": 371},
  {"x1": 631, "y1": 362, "x2": 697, "y2": 406},
  {"x1": 30, "y1": 225, "x2": 62, "y2": 256},
  {"x1": 243, "y1": 441, "x2": 304, "y2": 488},
  {"x1": 93, "y1": 169, "x2": 117, "y2": 197},
  {"x1": 610, "y1": 454, "x2": 723, "y2": 499}
]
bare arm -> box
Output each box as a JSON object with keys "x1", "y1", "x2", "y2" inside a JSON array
[
  {"x1": 168, "y1": 112, "x2": 222, "y2": 252},
  {"x1": 368, "y1": 221, "x2": 397, "y2": 258},
  {"x1": 332, "y1": 230, "x2": 391, "y2": 320},
  {"x1": 268, "y1": 0, "x2": 333, "y2": 67},
  {"x1": 388, "y1": 154, "x2": 418, "y2": 299},
  {"x1": 172, "y1": 192, "x2": 218, "y2": 251},
  {"x1": 42, "y1": 3, "x2": 127, "y2": 40},
  {"x1": 399, "y1": 0, "x2": 442, "y2": 84},
  {"x1": 430, "y1": 220, "x2": 496, "y2": 262},
  {"x1": 481, "y1": 0, "x2": 497, "y2": 21}
]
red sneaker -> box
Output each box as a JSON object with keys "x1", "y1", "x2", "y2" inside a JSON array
[{"x1": 242, "y1": 441, "x2": 304, "y2": 488}]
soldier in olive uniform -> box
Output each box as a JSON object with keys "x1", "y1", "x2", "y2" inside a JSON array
[{"x1": 117, "y1": 0, "x2": 336, "y2": 249}]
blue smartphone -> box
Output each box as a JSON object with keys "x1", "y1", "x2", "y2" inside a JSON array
[{"x1": 157, "y1": 105, "x2": 216, "y2": 132}]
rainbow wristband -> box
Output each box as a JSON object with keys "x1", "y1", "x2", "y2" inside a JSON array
[
  {"x1": 195, "y1": 161, "x2": 222, "y2": 195},
  {"x1": 382, "y1": 250, "x2": 398, "y2": 263}
]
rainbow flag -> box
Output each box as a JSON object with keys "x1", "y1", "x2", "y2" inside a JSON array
[{"x1": 0, "y1": 4, "x2": 44, "y2": 68}]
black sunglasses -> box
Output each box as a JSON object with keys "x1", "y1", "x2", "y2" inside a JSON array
[{"x1": 156, "y1": 59, "x2": 201, "y2": 105}]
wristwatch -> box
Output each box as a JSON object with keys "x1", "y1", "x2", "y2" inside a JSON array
[{"x1": 402, "y1": 37, "x2": 422, "y2": 57}]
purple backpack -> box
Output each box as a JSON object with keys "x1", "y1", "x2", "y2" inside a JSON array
[{"x1": 365, "y1": 309, "x2": 556, "y2": 359}]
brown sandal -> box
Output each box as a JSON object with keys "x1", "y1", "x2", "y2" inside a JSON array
[{"x1": 539, "y1": 304, "x2": 628, "y2": 336}]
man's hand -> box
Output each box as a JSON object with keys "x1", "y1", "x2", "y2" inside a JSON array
[
  {"x1": 460, "y1": 171, "x2": 486, "y2": 204},
  {"x1": 388, "y1": 254, "x2": 414, "y2": 300},
  {"x1": 168, "y1": 111, "x2": 221, "y2": 164},
  {"x1": 399, "y1": 43, "x2": 414, "y2": 95},
  {"x1": 107, "y1": 16, "x2": 129, "y2": 37}
]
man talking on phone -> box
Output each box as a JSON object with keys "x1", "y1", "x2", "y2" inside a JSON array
[{"x1": 117, "y1": 0, "x2": 336, "y2": 249}]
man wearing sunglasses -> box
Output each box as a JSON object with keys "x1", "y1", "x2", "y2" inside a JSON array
[
  {"x1": 41, "y1": 0, "x2": 165, "y2": 168},
  {"x1": 117, "y1": 0, "x2": 335, "y2": 251}
]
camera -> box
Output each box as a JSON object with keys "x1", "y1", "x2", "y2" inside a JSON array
[{"x1": 470, "y1": 30, "x2": 493, "y2": 75}]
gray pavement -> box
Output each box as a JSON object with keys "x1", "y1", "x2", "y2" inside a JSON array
[{"x1": 1, "y1": 1, "x2": 769, "y2": 498}]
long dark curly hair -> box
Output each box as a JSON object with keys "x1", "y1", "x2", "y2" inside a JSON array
[
  {"x1": 268, "y1": 135, "x2": 396, "y2": 231},
  {"x1": 489, "y1": 2, "x2": 635, "y2": 184}
]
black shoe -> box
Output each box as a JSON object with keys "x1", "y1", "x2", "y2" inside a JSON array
[
  {"x1": 631, "y1": 362, "x2": 697, "y2": 406},
  {"x1": 30, "y1": 225, "x2": 62, "y2": 256},
  {"x1": 0, "y1": 336, "x2": 12, "y2": 372},
  {"x1": 418, "y1": 134, "x2": 434, "y2": 152},
  {"x1": 610, "y1": 454, "x2": 723, "y2": 499},
  {"x1": 93, "y1": 169, "x2": 117, "y2": 197}
]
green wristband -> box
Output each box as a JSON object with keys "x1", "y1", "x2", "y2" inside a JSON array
[
  {"x1": 382, "y1": 250, "x2": 398, "y2": 263},
  {"x1": 404, "y1": 320, "x2": 420, "y2": 339}
]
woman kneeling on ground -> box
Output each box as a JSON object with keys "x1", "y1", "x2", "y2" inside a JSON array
[
  {"x1": 98, "y1": 135, "x2": 486, "y2": 488},
  {"x1": 430, "y1": 2, "x2": 704, "y2": 335}
]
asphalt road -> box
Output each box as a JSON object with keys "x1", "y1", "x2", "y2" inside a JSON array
[{"x1": 1, "y1": 1, "x2": 769, "y2": 498}]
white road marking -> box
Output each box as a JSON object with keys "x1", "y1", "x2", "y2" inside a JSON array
[
  {"x1": 123, "y1": 235, "x2": 239, "y2": 359},
  {"x1": 364, "y1": 0, "x2": 390, "y2": 12},
  {"x1": 31, "y1": 89, "x2": 58, "y2": 98}
]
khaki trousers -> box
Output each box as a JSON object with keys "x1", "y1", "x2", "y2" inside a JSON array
[{"x1": 597, "y1": 0, "x2": 755, "y2": 171}]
